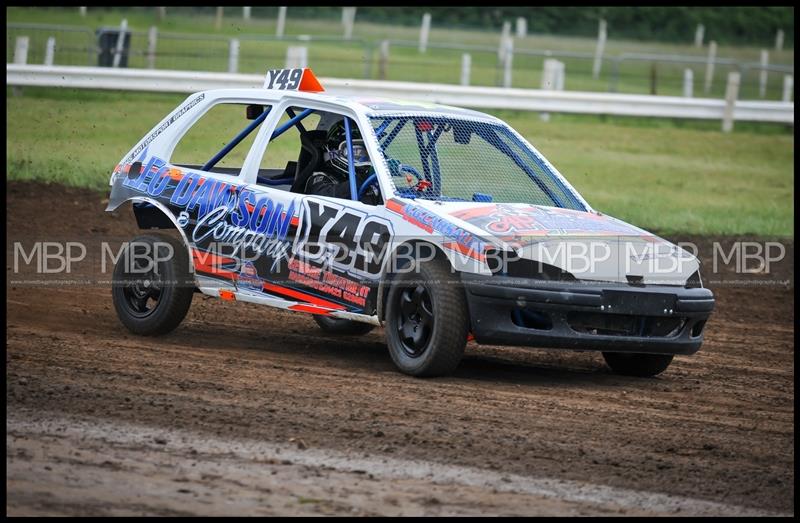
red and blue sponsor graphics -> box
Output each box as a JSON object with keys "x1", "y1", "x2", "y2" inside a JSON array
[
  {"x1": 450, "y1": 204, "x2": 643, "y2": 238},
  {"x1": 121, "y1": 156, "x2": 297, "y2": 241},
  {"x1": 387, "y1": 199, "x2": 487, "y2": 261},
  {"x1": 238, "y1": 261, "x2": 263, "y2": 290}
]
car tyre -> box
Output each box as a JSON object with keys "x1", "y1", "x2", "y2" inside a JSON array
[
  {"x1": 314, "y1": 315, "x2": 375, "y2": 335},
  {"x1": 112, "y1": 233, "x2": 194, "y2": 336},
  {"x1": 385, "y1": 255, "x2": 468, "y2": 377},
  {"x1": 602, "y1": 352, "x2": 674, "y2": 377}
]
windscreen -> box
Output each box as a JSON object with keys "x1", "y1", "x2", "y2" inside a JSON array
[{"x1": 369, "y1": 114, "x2": 585, "y2": 211}]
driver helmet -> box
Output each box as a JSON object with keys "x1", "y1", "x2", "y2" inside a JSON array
[{"x1": 324, "y1": 120, "x2": 372, "y2": 178}]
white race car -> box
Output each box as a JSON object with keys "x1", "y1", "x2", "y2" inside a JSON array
[{"x1": 107, "y1": 68, "x2": 714, "y2": 378}]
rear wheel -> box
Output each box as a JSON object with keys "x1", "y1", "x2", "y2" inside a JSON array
[
  {"x1": 112, "y1": 233, "x2": 194, "y2": 336},
  {"x1": 313, "y1": 315, "x2": 375, "y2": 335},
  {"x1": 385, "y1": 256, "x2": 468, "y2": 377},
  {"x1": 602, "y1": 352, "x2": 674, "y2": 377}
]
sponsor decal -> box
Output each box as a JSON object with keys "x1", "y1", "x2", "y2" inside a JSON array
[
  {"x1": 296, "y1": 198, "x2": 393, "y2": 279},
  {"x1": 387, "y1": 199, "x2": 487, "y2": 261},
  {"x1": 451, "y1": 204, "x2": 640, "y2": 238},
  {"x1": 116, "y1": 162, "x2": 386, "y2": 311},
  {"x1": 119, "y1": 156, "x2": 298, "y2": 262},
  {"x1": 238, "y1": 261, "x2": 263, "y2": 290},
  {"x1": 191, "y1": 249, "x2": 238, "y2": 281},
  {"x1": 191, "y1": 199, "x2": 295, "y2": 261},
  {"x1": 123, "y1": 94, "x2": 205, "y2": 164},
  {"x1": 286, "y1": 258, "x2": 371, "y2": 308}
]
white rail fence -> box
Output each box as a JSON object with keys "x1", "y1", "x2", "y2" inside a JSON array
[{"x1": 7, "y1": 64, "x2": 794, "y2": 130}]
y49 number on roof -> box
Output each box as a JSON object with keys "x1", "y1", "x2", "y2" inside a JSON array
[{"x1": 264, "y1": 68, "x2": 303, "y2": 90}]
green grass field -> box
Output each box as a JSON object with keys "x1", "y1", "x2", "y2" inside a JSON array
[
  {"x1": 7, "y1": 7, "x2": 795, "y2": 100},
  {"x1": 6, "y1": 88, "x2": 793, "y2": 236}
]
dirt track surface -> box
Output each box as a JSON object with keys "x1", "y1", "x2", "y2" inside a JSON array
[{"x1": 6, "y1": 182, "x2": 795, "y2": 516}]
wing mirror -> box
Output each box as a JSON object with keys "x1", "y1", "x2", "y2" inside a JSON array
[{"x1": 246, "y1": 104, "x2": 264, "y2": 120}]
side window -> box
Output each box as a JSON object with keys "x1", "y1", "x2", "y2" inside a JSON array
[
  {"x1": 259, "y1": 106, "x2": 381, "y2": 205},
  {"x1": 171, "y1": 102, "x2": 271, "y2": 175},
  {"x1": 259, "y1": 108, "x2": 321, "y2": 173}
]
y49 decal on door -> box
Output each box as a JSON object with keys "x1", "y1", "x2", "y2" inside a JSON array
[{"x1": 296, "y1": 198, "x2": 393, "y2": 280}]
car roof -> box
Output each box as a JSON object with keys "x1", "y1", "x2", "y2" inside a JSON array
[
  {"x1": 349, "y1": 97, "x2": 499, "y2": 120},
  {"x1": 200, "y1": 88, "x2": 502, "y2": 123}
]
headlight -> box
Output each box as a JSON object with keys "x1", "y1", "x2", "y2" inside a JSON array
[{"x1": 484, "y1": 248, "x2": 575, "y2": 281}]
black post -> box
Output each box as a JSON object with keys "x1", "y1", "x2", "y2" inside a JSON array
[{"x1": 650, "y1": 63, "x2": 658, "y2": 95}]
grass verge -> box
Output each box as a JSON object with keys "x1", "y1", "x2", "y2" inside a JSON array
[{"x1": 6, "y1": 87, "x2": 793, "y2": 236}]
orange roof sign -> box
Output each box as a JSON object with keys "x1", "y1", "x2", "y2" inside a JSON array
[{"x1": 263, "y1": 68, "x2": 324, "y2": 92}]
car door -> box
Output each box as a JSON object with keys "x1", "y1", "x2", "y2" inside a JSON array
[
  {"x1": 136, "y1": 97, "x2": 285, "y2": 291},
  {"x1": 243, "y1": 102, "x2": 394, "y2": 316}
]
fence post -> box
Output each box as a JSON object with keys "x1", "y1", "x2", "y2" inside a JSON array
[
  {"x1": 228, "y1": 38, "x2": 240, "y2": 73},
  {"x1": 79, "y1": 7, "x2": 86, "y2": 17},
  {"x1": 516, "y1": 17, "x2": 527, "y2": 38},
  {"x1": 683, "y1": 68, "x2": 693, "y2": 97},
  {"x1": 502, "y1": 39, "x2": 513, "y2": 88},
  {"x1": 112, "y1": 19, "x2": 127, "y2": 68},
  {"x1": 214, "y1": 7, "x2": 223, "y2": 30},
  {"x1": 363, "y1": 41, "x2": 373, "y2": 79},
  {"x1": 42, "y1": 36, "x2": 56, "y2": 66},
  {"x1": 542, "y1": 59, "x2": 556, "y2": 91},
  {"x1": 419, "y1": 12, "x2": 431, "y2": 53},
  {"x1": 498, "y1": 21, "x2": 511, "y2": 60},
  {"x1": 650, "y1": 63, "x2": 659, "y2": 95},
  {"x1": 694, "y1": 24, "x2": 704, "y2": 47},
  {"x1": 243, "y1": 7, "x2": 251, "y2": 21},
  {"x1": 540, "y1": 59, "x2": 564, "y2": 122},
  {"x1": 555, "y1": 61, "x2": 565, "y2": 91},
  {"x1": 14, "y1": 36, "x2": 29, "y2": 64},
  {"x1": 460, "y1": 53, "x2": 471, "y2": 86},
  {"x1": 782, "y1": 75, "x2": 793, "y2": 102},
  {"x1": 147, "y1": 27, "x2": 158, "y2": 69},
  {"x1": 592, "y1": 19, "x2": 607, "y2": 79},
  {"x1": 775, "y1": 29, "x2": 784, "y2": 52},
  {"x1": 343, "y1": 7, "x2": 356, "y2": 40},
  {"x1": 378, "y1": 40, "x2": 389, "y2": 80},
  {"x1": 759, "y1": 49, "x2": 769, "y2": 98},
  {"x1": 13, "y1": 36, "x2": 28, "y2": 96},
  {"x1": 276, "y1": 6, "x2": 287, "y2": 39},
  {"x1": 704, "y1": 40, "x2": 717, "y2": 94},
  {"x1": 722, "y1": 71, "x2": 740, "y2": 133},
  {"x1": 157, "y1": 7, "x2": 166, "y2": 21},
  {"x1": 286, "y1": 46, "x2": 308, "y2": 69}
]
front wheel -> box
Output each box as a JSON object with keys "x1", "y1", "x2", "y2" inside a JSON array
[
  {"x1": 602, "y1": 352, "x2": 674, "y2": 377},
  {"x1": 112, "y1": 233, "x2": 194, "y2": 336},
  {"x1": 384, "y1": 256, "x2": 469, "y2": 377}
]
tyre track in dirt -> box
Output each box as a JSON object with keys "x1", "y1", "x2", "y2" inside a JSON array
[{"x1": 6, "y1": 182, "x2": 795, "y2": 515}]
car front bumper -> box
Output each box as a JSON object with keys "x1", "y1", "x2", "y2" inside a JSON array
[{"x1": 461, "y1": 274, "x2": 715, "y2": 355}]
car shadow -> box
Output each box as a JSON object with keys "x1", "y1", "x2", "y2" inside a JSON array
[
  {"x1": 159, "y1": 318, "x2": 670, "y2": 389},
  {"x1": 454, "y1": 350, "x2": 627, "y2": 387}
]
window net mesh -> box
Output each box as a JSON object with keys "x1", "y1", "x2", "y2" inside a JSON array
[{"x1": 368, "y1": 114, "x2": 585, "y2": 210}]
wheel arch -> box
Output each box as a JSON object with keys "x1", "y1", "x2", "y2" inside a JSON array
[
  {"x1": 376, "y1": 239, "x2": 462, "y2": 323},
  {"x1": 107, "y1": 196, "x2": 194, "y2": 265}
]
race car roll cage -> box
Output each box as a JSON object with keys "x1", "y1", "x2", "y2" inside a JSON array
[
  {"x1": 199, "y1": 101, "x2": 582, "y2": 210},
  {"x1": 370, "y1": 115, "x2": 584, "y2": 209},
  {"x1": 199, "y1": 104, "x2": 372, "y2": 201}
]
